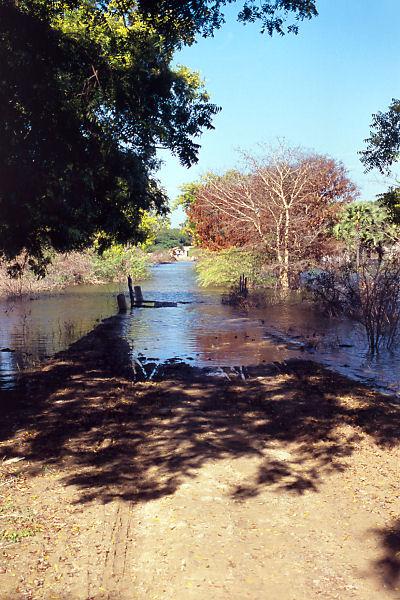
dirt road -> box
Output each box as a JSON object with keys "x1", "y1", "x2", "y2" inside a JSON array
[{"x1": 0, "y1": 320, "x2": 399, "y2": 599}]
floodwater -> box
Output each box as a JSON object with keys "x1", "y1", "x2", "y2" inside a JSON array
[
  {"x1": 0, "y1": 283, "x2": 124, "y2": 388},
  {"x1": 0, "y1": 262, "x2": 400, "y2": 396}
]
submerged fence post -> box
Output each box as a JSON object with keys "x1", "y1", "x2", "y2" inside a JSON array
[
  {"x1": 134, "y1": 285, "x2": 144, "y2": 305},
  {"x1": 127, "y1": 275, "x2": 135, "y2": 308},
  {"x1": 238, "y1": 274, "x2": 248, "y2": 297},
  {"x1": 117, "y1": 293, "x2": 128, "y2": 312}
]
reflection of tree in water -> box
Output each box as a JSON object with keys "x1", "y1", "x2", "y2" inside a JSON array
[
  {"x1": 0, "y1": 308, "x2": 33, "y2": 385},
  {"x1": 0, "y1": 347, "x2": 20, "y2": 384},
  {"x1": 0, "y1": 292, "x2": 115, "y2": 388},
  {"x1": 194, "y1": 327, "x2": 269, "y2": 365}
]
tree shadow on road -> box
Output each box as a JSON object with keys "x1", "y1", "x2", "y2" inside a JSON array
[
  {"x1": 372, "y1": 520, "x2": 400, "y2": 591},
  {"x1": 1, "y1": 316, "x2": 399, "y2": 594},
  {"x1": 0, "y1": 315, "x2": 398, "y2": 509}
]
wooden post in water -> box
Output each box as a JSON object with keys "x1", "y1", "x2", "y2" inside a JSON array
[
  {"x1": 127, "y1": 275, "x2": 135, "y2": 308},
  {"x1": 238, "y1": 274, "x2": 248, "y2": 297},
  {"x1": 117, "y1": 293, "x2": 128, "y2": 312},
  {"x1": 134, "y1": 285, "x2": 144, "y2": 305}
]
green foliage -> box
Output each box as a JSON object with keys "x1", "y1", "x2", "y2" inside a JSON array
[
  {"x1": 0, "y1": 1, "x2": 219, "y2": 272},
  {"x1": 0, "y1": 0, "x2": 319, "y2": 272},
  {"x1": 137, "y1": 0, "x2": 318, "y2": 43},
  {"x1": 360, "y1": 99, "x2": 400, "y2": 175},
  {"x1": 174, "y1": 171, "x2": 241, "y2": 242},
  {"x1": 137, "y1": 212, "x2": 170, "y2": 251},
  {"x1": 174, "y1": 182, "x2": 201, "y2": 212},
  {"x1": 378, "y1": 187, "x2": 400, "y2": 224},
  {"x1": 360, "y1": 100, "x2": 400, "y2": 238},
  {"x1": 174, "y1": 171, "x2": 240, "y2": 210},
  {"x1": 334, "y1": 201, "x2": 399, "y2": 255},
  {"x1": 0, "y1": 246, "x2": 150, "y2": 298},
  {"x1": 196, "y1": 248, "x2": 267, "y2": 288},
  {"x1": 148, "y1": 228, "x2": 190, "y2": 251},
  {"x1": 173, "y1": 179, "x2": 206, "y2": 242},
  {"x1": 92, "y1": 245, "x2": 150, "y2": 282}
]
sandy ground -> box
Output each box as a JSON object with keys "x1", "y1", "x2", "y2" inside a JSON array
[{"x1": 0, "y1": 318, "x2": 399, "y2": 600}]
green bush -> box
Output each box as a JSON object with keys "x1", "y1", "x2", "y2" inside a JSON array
[
  {"x1": 196, "y1": 248, "x2": 269, "y2": 288},
  {"x1": 92, "y1": 245, "x2": 150, "y2": 283}
]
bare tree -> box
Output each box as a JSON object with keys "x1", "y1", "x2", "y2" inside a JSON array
[{"x1": 192, "y1": 144, "x2": 357, "y2": 287}]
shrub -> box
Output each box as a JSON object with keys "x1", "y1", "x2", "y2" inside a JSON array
[
  {"x1": 50, "y1": 251, "x2": 96, "y2": 285},
  {"x1": 310, "y1": 258, "x2": 400, "y2": 353},
  {"x1": 196, "y1": 248, "x2": 270, "y2": 288},
  {"x1": 0, "y1": 246, "x2": 150, "y2": 298},
  {"x1": 92, "y1": 245, "x2": 150, "y2": 283}
]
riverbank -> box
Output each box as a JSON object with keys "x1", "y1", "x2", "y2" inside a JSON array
[
  {"x1": 0, "y1": 248, "x2": 150, "y2": 301},
  {"x1": 0, "y1": 248, "x2": 193, "y2": 301},
  {"x1": 0, "y1": 318, "x2": 399, "y2": 599}
]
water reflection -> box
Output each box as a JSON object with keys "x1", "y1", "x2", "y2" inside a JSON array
[
  {"x1": 0, "y1": 262, "x2": 400, "y2": 396},
  {"x1": 0, "y1": 284, "x2": 123, "y2": 388},
  {"x1": 122, "y1": 263, "x2": 400, "y2": 396}
]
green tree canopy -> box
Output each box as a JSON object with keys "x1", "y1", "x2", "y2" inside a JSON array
[
  {"x1": 378, "y1": 187, "x2": 400, "y2": 224},
  {"x1": 334, "y1": 201, "x2": 399, "y2": 261},
  {"x1": 0, "y1": 0, "x2": 318, "y2": 272},
  {"x1": 360, "y1": 99, "x2": 400, "y2": 175},
  {"x1": 0, "y1": 0, "x2": 218, "y2": 272},
  {"x1": 173, "y1": 171, "x2": 241, "y2": 243},
  {"x1": 137, "y1": 0, "x2": 318, "y2": 43},
  {"x1": 149, "y1": 227, "x2": 190, "y2": 251},
  {"x1": 360, "y1": 99, "x2": 400, "y2": 229}
]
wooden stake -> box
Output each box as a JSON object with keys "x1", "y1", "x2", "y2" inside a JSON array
[
  {"x1": 117, "y1": 293, "x2": 128, "y2": 312},
  {"x1": 134, "y1": 285, "x2": 144, "y2": 305},
  {"x1": 127, "y1": 275, "x2": 135, "y2": 307}
]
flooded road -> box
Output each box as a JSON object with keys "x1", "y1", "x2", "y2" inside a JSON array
[
  {"x1": 0, "y1": 283, "x2": 124, "y2": 388},
  {"x1": 0, "y1": 262, "x2": 399, "y2": 395},
  {"x1": 119, "y1": 263, "x2": 294, "y2": 368}
]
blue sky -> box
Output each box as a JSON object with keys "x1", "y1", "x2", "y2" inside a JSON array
[{"x1": 158, "y1": 0, "x2": 400, "y2": 226}]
